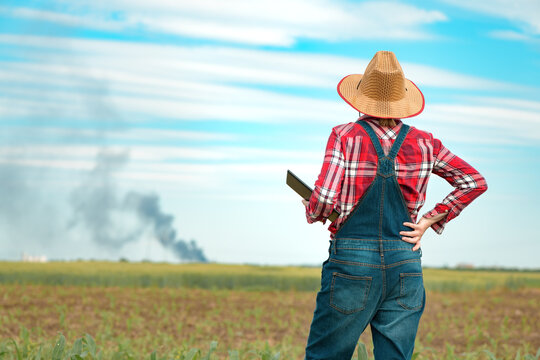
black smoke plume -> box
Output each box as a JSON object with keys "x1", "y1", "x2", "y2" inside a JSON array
[
  {"x1": 68, "y1": 149, "x2": 207, "y2": 262},
  {"x1": 123, "y1": 191, "x2": 207, "y2": 262}
]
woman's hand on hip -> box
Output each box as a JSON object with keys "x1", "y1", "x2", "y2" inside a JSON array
[
  {"x1": 400, "y1": 221, "x2": 430, "y2": 251},
  {"x1": 400, "y1": 213, "x2": 448, "y2": 251}
]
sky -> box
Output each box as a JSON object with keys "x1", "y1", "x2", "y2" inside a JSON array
[{"x1": 0, "y1": 0, "x2": 539, "y2": 268}]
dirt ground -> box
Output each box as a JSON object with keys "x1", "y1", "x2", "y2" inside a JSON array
[{"x1": 1, "y1": 284, "x2": 538, "y2": 359}]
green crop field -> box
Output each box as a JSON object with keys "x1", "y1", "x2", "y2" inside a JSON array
[
  {"x1": 1, "y1": 261, "x2": 539, "y2": 292},
  {"x1": 0, "y1": 261, "x2": 539, "y2": 359}
]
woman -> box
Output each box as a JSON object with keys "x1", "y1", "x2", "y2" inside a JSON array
[{"x1": 302, "y1": 51, "x2": 487, "y2": 360}]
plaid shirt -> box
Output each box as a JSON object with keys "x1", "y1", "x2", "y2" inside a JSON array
[{"x1": 305, "y1": 116, "x2": 488, "y2": 236}]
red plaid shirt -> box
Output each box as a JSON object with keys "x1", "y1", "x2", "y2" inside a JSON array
[{"x1": 305, "y1": 115, "x2": 488, "y2": 237}]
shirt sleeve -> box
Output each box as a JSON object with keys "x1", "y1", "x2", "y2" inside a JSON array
[
  {"x1": 305, "y1": 127, "x2": 345, "y2": 224},
  {"x1": 422, "y1": 135, "x2": 488, "y2": 234}
]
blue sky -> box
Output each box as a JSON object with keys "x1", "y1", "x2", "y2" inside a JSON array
[{"x1": 0, "y1": 0, "x2": 539, "y2": 268}]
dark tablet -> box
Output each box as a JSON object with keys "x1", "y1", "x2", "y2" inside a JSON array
[{"x1": 286, "y1": 169, "x2": 340, "y2": 222}]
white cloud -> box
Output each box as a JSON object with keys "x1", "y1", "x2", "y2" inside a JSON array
[
  {"x1": 2, "y1": 89, "x2": 540, "y2": 190},
  {"x1": 0, "y1": 34, "x2": 537, "y2": 151},
  {"x1": 0, "y1": 82, "x2": 345, "y2": 124},
  {"x1": 466, "y1": 96, "x2": 540, "y2": 112},
  {"x1": 0, "y1": 144, "x2": 319, "y2": 162},
  {"x1": 418, "y1": 102, "x2": 540, "y2": 143},
  {"x1": 9, "y1": 127, "x2": 236, "y2": 142},
  {"x1": 0, "y1": 34, "x2": 537, "y2": 150},
  {"x1": 490, "y1": 30, "x2": 532, "y2": 41},
  {"x1": 0, "y1": 34, "x2": 518, "y2": 91},
  {"x1": 0, "y1": 35, "x2": 512, "y2": 128},
  {"x1": 0, "y1": 34, "x2": 523, "y2": 126},
  {"x1": 0, "y1": 6, "x2": 123, "y2": 31},
  {"x1": 0, "y1": 144, "x2": 322, "y2": 191},
  {"x1": 443, "y1": 0, "x2": 540, "y2": 36},
  {"x1": 489, "y1": 30, "x2": 540, "y2": 44},
  {"x1": 3, "y1": 1, "x2": 447, "y2": 46}
]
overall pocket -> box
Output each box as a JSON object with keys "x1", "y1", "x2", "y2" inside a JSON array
[
  {"x1": 397, "y1": 273, "x2": 424, "y2": 310},
  {"x1": 329, "y1": 272, "x2": 372, "y2": 314}
]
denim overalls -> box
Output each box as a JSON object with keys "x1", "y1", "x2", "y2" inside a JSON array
[{"x1": 305, "y1": 120, "x2": 426, "y2": 360}]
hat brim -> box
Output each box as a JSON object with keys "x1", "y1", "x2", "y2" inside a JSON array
[{"x1": 337, "y1": 74, "x2": 425, "y2": 119}]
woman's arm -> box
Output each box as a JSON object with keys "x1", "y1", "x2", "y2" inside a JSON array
[
  {"x1": 304, "y1": 128, "x2": 345, "y2": 224},
  {"x1": 420, "y1": 136, "x2": 488, "y2": 234},
  {"x1": 400, "y1": 134, "x2": 488, "y2": 249}
]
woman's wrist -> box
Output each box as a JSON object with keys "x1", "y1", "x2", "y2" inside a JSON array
[
  {"x1": 420, "y1": 211, "x2": 448, "y2": 229},
  {"x1": 418, "y1": 217, "x2": 434, "y2": 232}
]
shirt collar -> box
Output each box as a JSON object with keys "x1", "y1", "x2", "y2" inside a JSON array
[{"x1": 358, "y1": 115, "x2": 403, "y2": 140}]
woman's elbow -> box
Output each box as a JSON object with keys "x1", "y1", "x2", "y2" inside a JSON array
[{"x1": 475, "y1": 174, "x2": 488, "y2": 194}]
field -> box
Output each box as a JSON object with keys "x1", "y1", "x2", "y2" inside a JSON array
[{"x1": 0, "y1": 261, "x2": 539, "y2": 359}]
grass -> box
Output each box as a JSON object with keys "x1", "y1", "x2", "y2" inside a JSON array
[
  {"x1": 1, "y1": 262, "x2": 539, "y2": 359},
  {"x1": 1, "y1": 283, "x2": 538, "y2": 359},
  {"x1": 1, "y1": 331, "x2": 539, "y2": 360},
  {"x1": 0, "y1": 261, "x2": 539, "y2": 292}
]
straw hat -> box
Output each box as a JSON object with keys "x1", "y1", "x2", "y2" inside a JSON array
[{"x1": 337, "y1": 51, "x2": 424, "y2": 119}]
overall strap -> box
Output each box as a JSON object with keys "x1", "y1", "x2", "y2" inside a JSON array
[
  {"x1": 358, "y1": 120, "x2": 385, "y2": 158},
  {"x1": 357, "y1": 120, "x2": 410, "y2": 160},
  {"x1": 388, "y1": 123, "x2": 410, "y2": 159}
]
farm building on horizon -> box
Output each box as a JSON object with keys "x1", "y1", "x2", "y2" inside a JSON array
[{"x1": 21, "y1": 252, "x2": 48, "y2": 263}]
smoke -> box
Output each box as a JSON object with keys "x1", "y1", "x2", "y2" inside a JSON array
[
  {"x1": 0, "y1": 163, "x2": 61, "y2": 255},
  {"x1": 0, "y1": 12, "x2": 208, "y2": 262},
  {"x1": 68, "y1": 149, "x2": 207, "y2": 262},
  {"x1": 123, "y1": 192, "x2": 207, "y2": 262}
]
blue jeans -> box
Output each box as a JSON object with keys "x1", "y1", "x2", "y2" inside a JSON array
[{"x1": 304, "y1": 239, "x2": 426, "y2": 360}]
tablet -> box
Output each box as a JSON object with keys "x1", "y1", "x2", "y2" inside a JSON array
[{"x1": 286, "y1": 169, "x2": 340, "y2": 222}]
